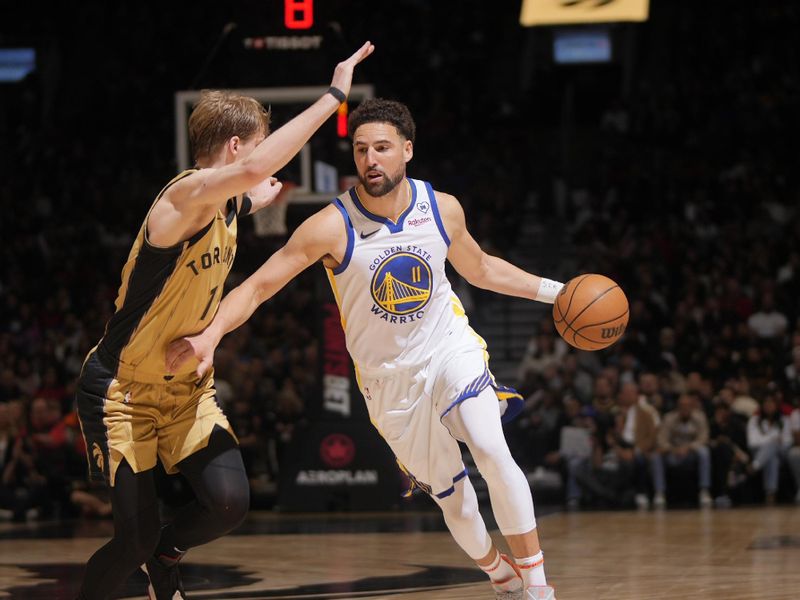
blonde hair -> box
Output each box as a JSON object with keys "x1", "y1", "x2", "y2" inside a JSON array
[{"x1": 188, "y1": 90, "x2": 271, "y2": 163}]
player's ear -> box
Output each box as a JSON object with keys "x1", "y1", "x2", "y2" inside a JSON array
[
  {"x1": 228, "y1": 136, "x2": 242, "y2": 156},
  {"x1": 403, "y1": 139, "x2": 413, "y2": 163}
]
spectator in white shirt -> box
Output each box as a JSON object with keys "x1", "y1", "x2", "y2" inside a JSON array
[
  {"x1": 746, "y1": 392, "x2": 792, "y2": 504},
  {"x1": 747, "y1": 291, "x2": 788, "y2": 340}
]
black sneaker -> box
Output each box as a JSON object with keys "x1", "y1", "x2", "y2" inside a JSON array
[{"x1": 142, "y1": 555, "x2": 186, "y2": 600}]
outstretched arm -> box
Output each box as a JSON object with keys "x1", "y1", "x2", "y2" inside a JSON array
[
  {"x1": 165, "y1": 205, "x2": 345, "y2": 376},
  {"x1": 438, "y1": 192, "x2": 563, "y2": 302},
  {"x1": 150, "y1": 42, "x2": 374, "y2": 245}
]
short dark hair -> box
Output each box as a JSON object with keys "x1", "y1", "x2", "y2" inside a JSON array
[{"x1": 347, "y1": 98, "x2": 416, "y2": 143}]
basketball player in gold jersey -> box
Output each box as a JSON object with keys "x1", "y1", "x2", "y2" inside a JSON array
[{"x1": 74, "y1": 42, "x2": 374, "y2": 600}]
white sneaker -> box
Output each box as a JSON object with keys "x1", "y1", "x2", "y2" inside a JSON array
[
  {"x1": 492, "y1": 554, "x2": 523, "y2": 600},
  {"x1": 653, "y1": 493, "x2": 666, "y2": 509},
  {"x1": 525, "y1": 585, "x2": 556, "y2": 599},
  {"x1": 699, "y1": 489, "x2": 713, "y2": 508},
  {"x1": 634, "y1": 493, "x2": 650, "y2": 510},
  {"x1": 495, "y1": 590, "x2": 523, "y2": 600},
  {"x1": 714, "y1": 495, "x2": 732, "y2": 509}
]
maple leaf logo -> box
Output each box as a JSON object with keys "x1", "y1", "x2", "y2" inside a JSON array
[{"x1": 319, "y1": 434, "x2": 356, "y2": 468}]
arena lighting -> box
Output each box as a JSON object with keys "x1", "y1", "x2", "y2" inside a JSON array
[
  {"x1": 553, "y1": 27, "x2": 612, "y2": 63},
  {"x1": 0, "y1": 48, "x2": 35, "y2": 82}
]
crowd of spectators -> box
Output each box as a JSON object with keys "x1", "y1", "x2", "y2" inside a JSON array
[
  {"x1": 509, "y1": 1, "x2": 800, "y2": 509},
  {"x1": 2, "y1": 1, "x2": 800, "y2": 520}
]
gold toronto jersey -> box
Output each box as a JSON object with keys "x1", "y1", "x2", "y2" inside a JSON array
[{"x1": 97, "y1": 170, "x2": 238, "y2": 382}]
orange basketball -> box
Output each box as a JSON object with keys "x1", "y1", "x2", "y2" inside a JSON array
[{"x1": 552, "y1": 274, "x2": 629, "y2": 351}]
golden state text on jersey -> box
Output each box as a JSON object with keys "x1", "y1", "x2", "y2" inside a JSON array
[{"x1": 369, "y1": 246, "x2": 433, "y2": 323}]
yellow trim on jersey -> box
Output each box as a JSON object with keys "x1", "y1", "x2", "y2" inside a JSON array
[
  {"x1": 452, "y1": 294, "x2": 492, "y2": 358},
  {"x1": 325, "y1": 267, "x2": 367, "y2": 395},
  {"x1": 325, "y1": 267, "x2": 347, "y2": 329},
  {"x1": 353, "y1": 362, "x2": 364, "y2": 392},
  {"x1": 452, "y1": 293, "x2": 501, "y2": 391},
  {"x1": 326, "y1": 265, "x2": 364, "y2": 388},
  {"x1": 450, "y1": 294, "x2": 467, "y2": 318},
  {"x1": 369, "y1": 417, "x2": 387, "y2": 439}
]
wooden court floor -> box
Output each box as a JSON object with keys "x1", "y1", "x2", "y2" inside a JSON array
[{"x1": 0, "y1": 507, "x2": 798, "y2": 599}]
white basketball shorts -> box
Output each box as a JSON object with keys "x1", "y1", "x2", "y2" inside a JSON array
[{"x1": 357, "y1": 325, "x2": 522, "y2": 498}]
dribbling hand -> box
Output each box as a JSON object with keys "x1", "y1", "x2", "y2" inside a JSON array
[
  {"x1": 330, "y1": 41, "x2": 375, "y2": 98},
  {"x1": 166, "y1": 332, "x2": 216, "y2": 379}
]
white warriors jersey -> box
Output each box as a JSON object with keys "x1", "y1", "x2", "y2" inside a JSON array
[{"x1": 326, "y1": 178, "x2": 469, "y2": 372}]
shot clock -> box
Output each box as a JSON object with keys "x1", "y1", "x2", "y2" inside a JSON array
[{"x1": 284, "y1": 0, "x2": 314, "y2": 30}]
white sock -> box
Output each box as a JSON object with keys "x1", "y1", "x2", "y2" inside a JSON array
[
  {"x1": 479, "y1": 550, "x2": 519, "y2": 587},
  {"x1": 516, "y1": 551, "x2": 547, "y2": 587}
]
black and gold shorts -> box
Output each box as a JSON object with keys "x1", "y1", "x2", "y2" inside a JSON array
[{"x1": 76, "y1": 350, "x2": 236, "y2": 486}]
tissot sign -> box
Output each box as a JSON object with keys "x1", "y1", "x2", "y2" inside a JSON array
[{"x1": 520, "y1": 0, "x2": 650, "y2": 26}]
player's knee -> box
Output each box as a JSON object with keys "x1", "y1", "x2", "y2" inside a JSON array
[
  {"x1": 208, "y1": 483, "x2": 250, "y2": 531},
  {"x1": 441, "y1": 496, "x2": 480, "y2": 526},
  {"x1": 436, "y1": 483, "x2": 479, "y2": 524},
  {"x1": 471, "y1": 445, "x2": 517, "y2": 483}
]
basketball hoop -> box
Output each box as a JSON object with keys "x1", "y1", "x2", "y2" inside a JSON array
[{"x1": 253, "y1": 182, "x2": 295, "y2": 237}]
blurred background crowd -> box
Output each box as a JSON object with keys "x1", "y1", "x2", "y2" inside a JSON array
[{"x1": 1, "y1": 0, "x2": 799, "y2": 521}]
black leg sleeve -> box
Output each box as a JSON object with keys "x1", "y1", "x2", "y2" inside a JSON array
[
  {"x1": 155, "y1": 427, "x2": 249, "y2": 558},
  {"x1": 78, "y1": 460, "x2": 161, "y2": 600}
]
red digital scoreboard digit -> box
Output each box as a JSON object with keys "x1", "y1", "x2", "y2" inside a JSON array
[{"x1": 285, "y1": 0, "x2": 314, "y2": 30}]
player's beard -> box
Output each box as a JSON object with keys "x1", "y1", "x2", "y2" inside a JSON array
[{"x1": 359, "y1": 166, "x2": 405, "y2": 197}]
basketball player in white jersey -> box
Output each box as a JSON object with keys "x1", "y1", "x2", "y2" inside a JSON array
[{"x1": 167, "y1": 99, "x2": 563, "y2": 600}]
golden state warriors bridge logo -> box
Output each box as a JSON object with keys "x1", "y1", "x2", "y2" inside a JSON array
[{"x1": 370, "y1": 251, "x2": 432, "y2": 323}]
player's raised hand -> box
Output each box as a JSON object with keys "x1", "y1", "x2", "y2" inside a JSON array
[
  {"x1": 246, "y1": 176, "x2": 283, "y2": 214},
  {"x1": 330, "y1": 41, "x2": 375, "y2": 98},
  {"x1": 166, "y1": 331, "x2": 217, "y2": 379}
]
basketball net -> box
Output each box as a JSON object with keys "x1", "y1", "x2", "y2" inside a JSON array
[{"x1": 253, "y1": 181, "x2": 295, "y2": 237}]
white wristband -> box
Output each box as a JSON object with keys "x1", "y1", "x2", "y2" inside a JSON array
[{"x1": 535, "y1": 278, "x2": 564, "y2": 304}]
